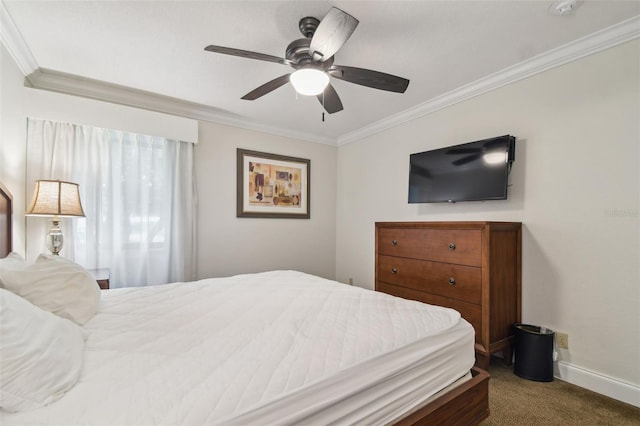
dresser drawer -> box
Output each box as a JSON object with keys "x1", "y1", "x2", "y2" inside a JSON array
[
  {"x1": 377, "y1": 255, "x2": 481, "y2": 305},
  {"x1": 376, "y1": 282, "x2": 482, "y2": 343},
  {"x1": 377, "y1": 228, "x2": 482, "y2": 267}
]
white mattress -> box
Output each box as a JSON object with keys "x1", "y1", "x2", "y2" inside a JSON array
[{"x1": 2, "y1": 270, "x2": 475, "y2": 425}]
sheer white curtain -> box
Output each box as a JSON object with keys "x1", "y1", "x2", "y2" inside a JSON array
[{"x1": 26, "y1": 118, "x2": 196, "y2": 287}]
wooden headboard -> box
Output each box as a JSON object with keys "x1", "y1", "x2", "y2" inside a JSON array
[{"x1": 0, "y1": 182, "x2": 12, "y2": 257}]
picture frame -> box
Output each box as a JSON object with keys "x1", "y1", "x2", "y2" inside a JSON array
[{"x1": 237, "y1": 148, "x2": 310, "y2": 219}]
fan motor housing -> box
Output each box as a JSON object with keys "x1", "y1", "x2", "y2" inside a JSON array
[
  {"x1": 298, "y1": 17, "x2": 320, "y2": 38},
  {"x1": 285, "y1": 38, "x2": 333, "y2": 69}
]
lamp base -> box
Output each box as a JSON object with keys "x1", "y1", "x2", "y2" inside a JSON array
[{"x1": 46, "y1": 219, "x2": 63, "y2": 255}]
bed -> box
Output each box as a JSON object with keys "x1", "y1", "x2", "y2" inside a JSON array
[
  {"x1": 0, "y1": 183, "x2": 489, "y2": 425},
  {"x1": 0, "y1": 182, "x2": 12, "y2": 259}
]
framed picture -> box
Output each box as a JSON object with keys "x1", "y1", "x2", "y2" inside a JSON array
[{"x1": 237, "y1": 149, "x2": 310, "y2": 219}]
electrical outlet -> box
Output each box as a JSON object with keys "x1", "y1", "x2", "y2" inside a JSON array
[
  {"x1": 348, "y1": 277, "x2": 353, "y2": 285},
  {"x1": 556, "y1": 332, "x2": 569, "y2": 349}
]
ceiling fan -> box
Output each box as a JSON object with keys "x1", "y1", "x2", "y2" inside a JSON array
[{"x1": 204, "y1": 7, "x2": 410, "y2": 114}]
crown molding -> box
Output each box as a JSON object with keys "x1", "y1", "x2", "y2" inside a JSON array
[
  {"x1": 0, "y1": 0, "x2": 38, "y2": 76},
  {"x1": 337, "y1": 14, "x2": 640, "y2": 146},
  {"x1": 26, "y1": 68, "x2": 337, "y2": 146}
]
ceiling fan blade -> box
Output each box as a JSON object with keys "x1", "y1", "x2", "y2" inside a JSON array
[
  {"x1": 452, "y1": 154, "x2": 481, "y2": 166},
  {"x1": 316, "y1": 83, "x2": 344, "y2": 114},
  {"x1": 411, "y1": 164, "x2": 432, "y2": 179},
  {"x1": 446, "y1": 148, "x2": 481, "y2": 155},
  {"x1": 241, "y1": 74, "x2": 291, "y2": 100},
  {"x1": 483, "y1": 139, "x2": 505, "y2": 148},
  {"x1": 309, "y1": 7, "x2": 359, "y2": 62},
  {"x1": 204, "y1": 45, "x2": 291, "y2": 66},
  {"x1": 330, "y1": 65, "x2": 409, "y2": 93}
]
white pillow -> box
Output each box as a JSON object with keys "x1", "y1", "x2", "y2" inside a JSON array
[
  {"x1": 0, "y1": 252, "x2": 28, "y2": 288},
  {"x1": 0, "y1": 255, "x2": 101, "y2": 325},
  {"x1": 0, "y1": 288, "x2": 85, "y2": 412}
]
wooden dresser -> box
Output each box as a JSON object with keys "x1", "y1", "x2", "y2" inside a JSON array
[{"x1": 375, "y1": 221, "x2": 521, "y2": 369}]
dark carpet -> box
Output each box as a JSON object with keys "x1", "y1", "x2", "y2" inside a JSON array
[{"x1": 480, "y1": 357, "x2": 639, "y2": 425}]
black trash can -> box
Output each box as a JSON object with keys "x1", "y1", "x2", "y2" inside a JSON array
[{"x1": 513, "y1": 324, "x2": 555, "y2": 382}]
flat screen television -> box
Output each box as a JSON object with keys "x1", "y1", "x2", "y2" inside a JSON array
[{"x1": 408, "y1": 135, "x2": 516, "y2": 203}]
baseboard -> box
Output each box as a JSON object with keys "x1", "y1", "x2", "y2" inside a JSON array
[{"x1": 555, "y1": 361, "x2": 640, "y2": 408}]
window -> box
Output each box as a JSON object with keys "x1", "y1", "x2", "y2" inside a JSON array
[{"x1": 26, "y1": 118, "x2": 196, "y2": 287}]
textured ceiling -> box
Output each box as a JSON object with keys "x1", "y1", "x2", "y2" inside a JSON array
[{"x1": 4, "y1": 1, "x2": 639, "y2": 144}]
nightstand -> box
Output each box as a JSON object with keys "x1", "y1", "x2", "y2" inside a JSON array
[{"x1": 88, "y1": 268, "x2": 110, "y2": 290}]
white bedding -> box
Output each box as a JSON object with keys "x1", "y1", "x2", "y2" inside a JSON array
[{"x1": 1, "y1": 270, "x2": 475, "y2": 425}]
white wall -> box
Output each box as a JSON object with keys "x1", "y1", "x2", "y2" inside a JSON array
[
  {"x1": 336, "y1": 40, "x2": 639, "y2": 399},
  {"x1": 195, "y1": 121, "x2": 337, "y2": 280},
  {"x1": 0, "y1": 43, "x2": 27, "y2": 254}
]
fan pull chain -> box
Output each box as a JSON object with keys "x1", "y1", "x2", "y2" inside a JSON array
[{"x1": 321, "y1": 90, "x2": 325, "y2": 122}]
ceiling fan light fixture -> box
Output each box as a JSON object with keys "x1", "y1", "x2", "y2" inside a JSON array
[
  {"x1": 483, "y1": 151, "x2": 507, "y2": 165},
  {"x1": 290, "y1": 69, "x2": 329, "y2": 96}
]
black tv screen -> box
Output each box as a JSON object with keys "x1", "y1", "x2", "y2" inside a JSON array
[{"x1": 408, "y1": 135, "x2": 515, "y2": 203}]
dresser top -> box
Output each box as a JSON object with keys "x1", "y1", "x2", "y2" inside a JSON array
[{"x1": 375, "y1": 221, "x2": 521, "y2": 230}]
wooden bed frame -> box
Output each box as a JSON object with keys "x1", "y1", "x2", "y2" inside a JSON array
[
  {"x1": 395, "y1": 367, "x2": 489, "y2": 425},
  {"x1": 0, "y1": 181, "x2": 12, "y2": 257},
  {"x1": 0, "y1": 182, "x2": 489, "y2": 425}
]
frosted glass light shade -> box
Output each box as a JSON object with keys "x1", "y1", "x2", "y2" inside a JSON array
[
  {"x1": 290, "y1": 69, "x2": 329, "y2": 96},
  {"x1": 26, "y1": 180, "x2": 85, "y2": 217},
  {"x1": 483, "y1": 152, "x2": 508, "y2": 165}
]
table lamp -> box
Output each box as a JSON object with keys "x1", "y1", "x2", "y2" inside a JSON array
[{"x1": 25, "y1": 180, "x2": 85, "y2": 255}]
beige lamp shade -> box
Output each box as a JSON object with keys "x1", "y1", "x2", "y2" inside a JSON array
[{"x1": 26, "y1": 180, "x2": 85, "y2": 217}]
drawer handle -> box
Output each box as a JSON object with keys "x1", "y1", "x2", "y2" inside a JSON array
[
  {"x1": 391, "y1": 239, "x2": 398, "y2": 246},
  {"x1": 448, "y1": 243, "x2": 456, "y2": 251},
  {"x1": 448, "y1": 277, "x2": 456, "y2": 286},
  {"x1": 391, "y1": 268, "x2": 398, "y2": 274}
]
